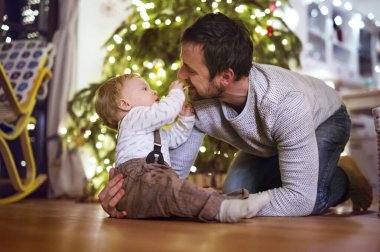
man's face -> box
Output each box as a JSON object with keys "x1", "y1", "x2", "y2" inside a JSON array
[{"x1": 178, "y1": 43, "x2": 222, "y2": 100}]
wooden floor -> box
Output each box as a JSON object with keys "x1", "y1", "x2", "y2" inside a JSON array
[{"x1": 0, "y1": 199, "x2": 379, "y2": 252}]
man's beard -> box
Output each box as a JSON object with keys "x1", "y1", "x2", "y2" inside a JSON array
[
  {"x1": 187, "y1": 86, "x2": 202, "y2": 101},
  {"x1": 186, "y1": 80, "x2": 223, "y2": 101}
]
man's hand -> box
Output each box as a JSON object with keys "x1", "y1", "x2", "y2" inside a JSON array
[{"x1": 98, "y1": 168, "x2": 127, "y2": 218}]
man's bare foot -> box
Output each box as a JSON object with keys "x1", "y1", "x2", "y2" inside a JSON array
[{"x1": 338, "y1": 155, "x2": 373, "y2": 213}]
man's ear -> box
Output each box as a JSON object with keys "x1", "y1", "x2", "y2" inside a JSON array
[
  {"x1": 220, "y1": 68, "x2": 235, "y2": 87},
  {"x1": 118, "y1": 98, "x2": 132, "y2": 112}
]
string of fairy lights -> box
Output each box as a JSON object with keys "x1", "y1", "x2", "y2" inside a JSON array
[{"x1": 1, "y1": 0, "x2": 42, "y2": 41}]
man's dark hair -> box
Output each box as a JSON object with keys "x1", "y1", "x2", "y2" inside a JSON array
[{"x1": 181, "y1": 12, "x2": 253, "y2": 81}]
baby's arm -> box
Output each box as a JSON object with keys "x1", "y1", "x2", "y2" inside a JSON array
[
  {"x1": 124, "y1": 81, "x2": 185, "y2": 132},
  {"x1": 162, "y1": 103, "x2": 195, "y2": 149}
]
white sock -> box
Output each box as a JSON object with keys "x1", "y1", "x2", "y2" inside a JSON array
[{"x1": 216, "y1": 191, "x2": 272, "y2": 223}]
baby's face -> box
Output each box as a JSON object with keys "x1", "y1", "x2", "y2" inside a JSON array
[{"x1": 121, "y1": 76, "x2": 159, "y2": 107}]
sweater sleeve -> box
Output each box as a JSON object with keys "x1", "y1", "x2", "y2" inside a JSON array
[
  {"x1": 123, "y1": 89, "x2": 185, "y2": 133},
  {"x1": 162, "y1": 114, "x2": 195, "y2": 149},
  {"x1": 257, "y1": 92, "x2": 319, "y2": 216},
  {"x1": 169, "y1": 126, "x2": 205, "y2": 179}
]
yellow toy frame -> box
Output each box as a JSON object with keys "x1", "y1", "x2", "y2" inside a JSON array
[{"x1": 0, "y1": 63, "x2": 51, "y2": 204}]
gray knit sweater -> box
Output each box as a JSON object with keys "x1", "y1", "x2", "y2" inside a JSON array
[{"x1": 170, "y1": 63, "x2": 343, "y2": 216}]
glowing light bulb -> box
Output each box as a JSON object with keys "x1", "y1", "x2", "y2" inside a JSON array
[
  {"x1": 144, "y1": 61, "x2": 153, "y2": 68},
  {"x1": 125, "y1": 44, "x2": 132, "y2": 51},
  {"x1": 140, "y1": 11, "x2": 149, "y2": 21},
  {"x1": 235, "y1": 5, "x2": 246, "y2": 13},
  {"x1": 96, "y1": 166, "x2": 103, "y2": 173},
  {"x1": 190, "y1": 166, "x2": 197, "y2": 173},
  {"x1": 157, "y1": 68, "x2": 166, "y2": 77},
  {"x1": 255, "y1": 26, "x2": 263, "y2": 33},
  {"x1": 113, "y1": 34, "x2": 122, "y2": 44},
  {"x1": 344, "y1": 2, "x2": 352, "y2": 11},
  {"x1": 1, "y1": 24, "x2": 9, "y2": 31},
  {"x1": 320, "y1": 6, "x2": 329, "y2": 16},
  {"x1": 171, "y1": 63, "x2": 179, "y2": 70},
  {"x1": 107, "y1": 44, "x2": 115, "y2": 51},
  {"x1": 27, "y1": 123, "x2": 35, "y2": 130},
  {"x1": 145, "y1": 3, "x2": 154, "y2": 9},
  {"x1": 334, "y1": 16, "x2": 342, "y2": 26},
  {"x1": 90, "y1": 113, "x2": 99, "y2": 122},
  {"x1": 142, "y1": 21, "x2": 150, "y2": 28},
  {"x1": 199, "y1": 146, "x2": 206, "y2": 153},
  {"x1": 332, "y1": 0, "x2": 342, "y2": 7},
  {"x1": 108, "y1": 56, "x2": 116, "y2": 64}
]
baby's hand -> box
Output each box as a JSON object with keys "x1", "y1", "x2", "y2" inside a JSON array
[
  {"x1": 170, "y1": 80, "x2": 183, "y2": 90},
  {"x1": 180, "y1": 103, "x2": 194, "y2": 116}
]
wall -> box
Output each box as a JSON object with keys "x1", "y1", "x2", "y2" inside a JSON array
[{"x1": 77, "y1": 0, "x2": 131, "y2": 91}]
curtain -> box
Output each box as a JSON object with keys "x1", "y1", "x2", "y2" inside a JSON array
[{"x1": 46, "y1": 0, "x2": 86, "y2": 199}]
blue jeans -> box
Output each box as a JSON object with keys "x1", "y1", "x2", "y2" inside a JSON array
[{"x1": 222, "y1": 105, "x2": 351, "y2": 215}]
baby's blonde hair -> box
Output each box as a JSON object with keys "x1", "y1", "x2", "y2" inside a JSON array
[{"x1": 95, "y1": 73, "x2": 140, "y2": 130}]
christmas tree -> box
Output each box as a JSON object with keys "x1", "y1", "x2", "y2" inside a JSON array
[{"x1": 64, "y1": 0, "x2": 302, "y2": 198}]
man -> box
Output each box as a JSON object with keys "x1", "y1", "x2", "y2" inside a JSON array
[{"x1": 99, "y1": 13, "x2": 372, "y2": 218}]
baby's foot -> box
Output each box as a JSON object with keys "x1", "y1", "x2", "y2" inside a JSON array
[
  {"x1": 338, "y1": 155, "x2": 373, "y2": 212},
  {"x1": 217, "y1": 191, "x2": 272, "y2": 223}
]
